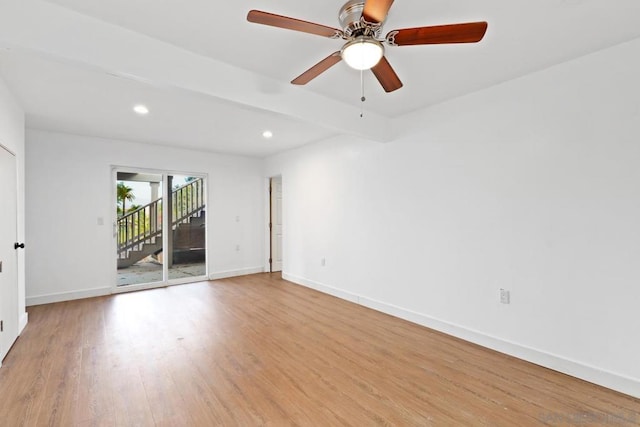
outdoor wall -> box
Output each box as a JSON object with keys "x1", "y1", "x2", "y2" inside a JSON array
[
  {"x1": 265, "y1": 38, "x2": 640, "y2": 398},
  {"x1": 26, "y1": 130, "x2": 265, "y2": 304},
  {"x1": 0, "y1": 75, "x2": 27, "y2": 332}
]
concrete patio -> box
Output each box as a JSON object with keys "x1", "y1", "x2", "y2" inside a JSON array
[{"x1": 117, "y1": 259, "x2": 206, "y2": 286}]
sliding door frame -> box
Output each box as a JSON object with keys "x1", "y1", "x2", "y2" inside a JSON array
[{"x1": 111, "y1": 166, "x2": 208, "y2": 294}]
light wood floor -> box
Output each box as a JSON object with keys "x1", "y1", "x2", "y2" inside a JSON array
[{"x1": 1, "y1": 274, "x2": 639, "y2": 426}]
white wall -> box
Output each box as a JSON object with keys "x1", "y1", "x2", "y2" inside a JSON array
[
  {"x1": 26, "y1": 130, "x2": 265, "y2": 304},
  {"x1": 266, "y1": 38, "x2": 640, "y2": 398},
  {"x1": 0, "y1": 75, "x2": 27, "y2": 332}
]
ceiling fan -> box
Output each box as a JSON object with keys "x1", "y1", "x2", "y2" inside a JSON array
[{"x1": 247, "y1": 0, "x2": 488, "y2": 93}]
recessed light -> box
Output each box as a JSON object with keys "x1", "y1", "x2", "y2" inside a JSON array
[
  {"x1": 262, "y1": 130, "x2": 273, "y2": 139},
  {"x1": 133, "y1": 104, "x2": 149, "y2": 115}
]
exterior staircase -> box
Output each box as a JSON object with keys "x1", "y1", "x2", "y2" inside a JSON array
[
  {"x1": 117, "y1": 178, "x2": 205, "y2": 269},
  {"x1": 118, "y1": 239, "x2": 163, "y2": 269}
]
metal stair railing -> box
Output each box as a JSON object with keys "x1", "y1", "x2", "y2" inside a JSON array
[
  {"x1": 117, "y1": 198, "x2": 162, "y2": 259},
  {"x1": 171, "y1": 178, "x2": 205, "y2": 228},
  {"x1": 117, "y1": 178, "x2": 205, "y2": 261}
]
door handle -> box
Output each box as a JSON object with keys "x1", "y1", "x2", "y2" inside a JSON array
[{"x1": 14, "y1": 242, "x2": 25, "y2": 249}]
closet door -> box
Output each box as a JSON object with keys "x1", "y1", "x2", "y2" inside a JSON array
[{"x1": 0, "y1": 145, "x2": 19, "y2": 363}]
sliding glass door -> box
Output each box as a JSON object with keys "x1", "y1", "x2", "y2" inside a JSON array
[
  {"x1": 167, "y1": 174, "x2": 206, "y2": 280},
  {"x1": 114, "y1": 169, "x2": 207, "y2": 289}
]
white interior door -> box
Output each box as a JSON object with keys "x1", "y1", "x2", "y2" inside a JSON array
[
  {"x1": 0, "y1": 145, "x2": 19, "y2": 363},
  {"x1": 271, "y1": 176, "x2": 283, "y2": 272}
]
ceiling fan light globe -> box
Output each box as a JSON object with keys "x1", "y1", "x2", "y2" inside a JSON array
[{"x1": 341, "y1": 37, "x2": 384, "y2": 70}]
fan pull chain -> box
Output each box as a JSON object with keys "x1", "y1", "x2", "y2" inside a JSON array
[{"x1": 360, "y1": 69, "x2": 366, "y2": 118}]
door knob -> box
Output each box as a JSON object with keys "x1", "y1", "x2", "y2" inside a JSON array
[{"x1": 14, "y1": 242, "x2": 25, "y2": 249}]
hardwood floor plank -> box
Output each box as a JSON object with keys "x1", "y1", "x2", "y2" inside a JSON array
[
  {"x1": 1, "y1": 273, "x2": 639, "y2": 426},
  {"x1": 74, "y1": 344, "x2": 116, "y2": 425}
]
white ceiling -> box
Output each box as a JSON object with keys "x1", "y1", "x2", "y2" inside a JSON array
[{"x1": 1, "y1": 0, "x2": 640, "y2": 157}]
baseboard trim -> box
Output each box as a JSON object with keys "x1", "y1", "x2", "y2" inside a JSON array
[
  {"x1": 282, "y1": 273, "x2": 360, "y2": 304},
  {"x1": 26, "y1": 287, "x2": 111, "y2": 307},
  {"x1": 25, "y1": 267, "x2": 266, "y2": 307},
  {"x1": 18, "y1": 312, "x2": 28, "y2": 334},
  {"x1": 209, "y1": 266, "x2": 265, "y2": 281},
  {"x1": 283, "y1": 273, "x2": 640, "y2": 399}
]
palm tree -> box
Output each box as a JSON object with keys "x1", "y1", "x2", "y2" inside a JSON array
[{"x1": 117, "y1": 182, "x2": 135, "y2": 217}]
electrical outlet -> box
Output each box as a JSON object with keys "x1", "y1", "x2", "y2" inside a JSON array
[
  {"x1": 235, "y1": 245, "x2": 240, "y2": 252},
  {"x1": 321, "y1": 258, "x2": 326, "y2": 267},
  {"x1": 500, "y1": 289, "x2": 510, "y2": 304}
]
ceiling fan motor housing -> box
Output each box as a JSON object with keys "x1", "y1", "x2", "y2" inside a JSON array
[{"x1": 339, "y1": 0, "x2": 383, "y2": 38}]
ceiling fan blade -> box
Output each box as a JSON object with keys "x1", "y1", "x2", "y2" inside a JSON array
[
  {"x1": 386, "y1": 22, "x2": 488, "y2": 46},
  {"x1": 362, "y1": 0, "x2": 395, "y2": 24},
  {"x1": 247, "y1": 10, "x2": 342, "y2": 38},
  {"x1": 371, "y1": 56, "x2": 403, "y2": 93},
  {"x1": 292, "y1": 52, "x2": 342, "y2": 85}
]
